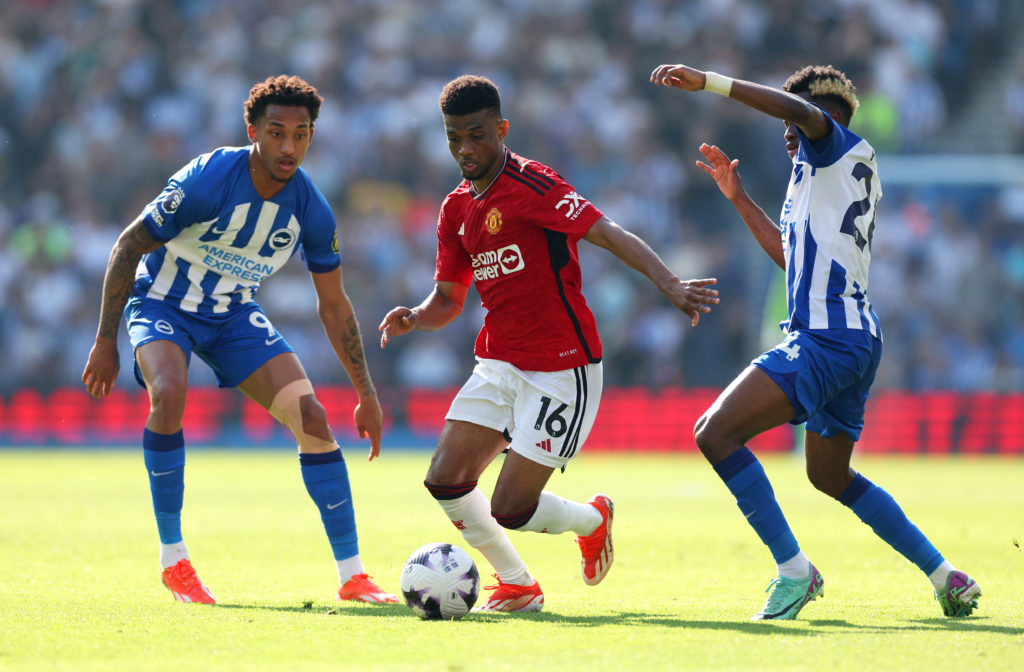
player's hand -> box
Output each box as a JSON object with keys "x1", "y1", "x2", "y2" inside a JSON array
[
  {"x1": 696, "y1": 143, "x2": 744, "y2": 201},
  {"x1": 353, "y1": 395, "x2": 384, "y2": 461},
  {"x1": 378, "y1": 307, "x2": 416, "y2": 348},
  {"x1": 650, "y1": 64, "x2": 705, "y2": 92},
  {"x1": 82, "y1": 337, "x2": 120, "y2": 398},
  {"x1": 665, "y1": 278, "x2": 720, "y2": 327}
]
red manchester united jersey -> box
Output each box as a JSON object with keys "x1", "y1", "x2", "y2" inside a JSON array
[{"x1": 435, "y1": 149, "x2": 604, "y2": 371}]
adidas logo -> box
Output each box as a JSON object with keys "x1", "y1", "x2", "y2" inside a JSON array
[{"x1": 536, "y1": 439, "x2": 552, "y2": 452}]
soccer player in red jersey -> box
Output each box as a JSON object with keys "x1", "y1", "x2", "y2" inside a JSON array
[{"x1": 379, "y1": 75, "x2": 719, "y2": 612}]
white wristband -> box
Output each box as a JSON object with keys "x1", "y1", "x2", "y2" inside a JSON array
[{"x1": 703, "y1": 71, "x2": 733, "y2": 97}]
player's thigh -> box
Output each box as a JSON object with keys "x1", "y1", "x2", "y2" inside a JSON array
[
  {"x1": 427, "y1": 419, "x2": 509, "y2": 484},
  {"x1": 507, "y1": 362, "x2": 603, "y2": 469},
  {"x1": 237, "y1": 352, "x2": 309, "y2": 408},
  {"x1": 491, "y1": 450, "x2": 556, "y2": 515},
  {"x1": 238, "y1": 353, "x2": 334, "y2": 443},
  {"x1": 195, "y1": 304, "x2": 296, "y2": 388},
  {"x1": 135, "y1": 340, "x2": 190, "y2": 406},
  {"x1": 696, "y1": 364, "x2": 795, "y2": 451},
  {"x1": 804, "y1": 332, "x2": 881, "y2": 442}
]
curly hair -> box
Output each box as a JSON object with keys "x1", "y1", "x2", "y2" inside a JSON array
[
  {"x1": 783, "y1": 65, "x2": 859, "y2": 126},
  {"x1": 439, "y1": 75, "x2": 502, "y2": 118},
  {"x1": 244, "y1": 75, "x2": 323, "y2": 126}
]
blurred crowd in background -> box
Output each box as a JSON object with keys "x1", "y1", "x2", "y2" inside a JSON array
[{"x1": 2, "y1": 0, "x2": 1023, "y2": 396}]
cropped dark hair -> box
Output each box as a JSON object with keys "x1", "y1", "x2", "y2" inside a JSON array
[
  {"x1": 783, "y1": 65, "x2": 859, "y2": 126},
  {"x1": 244, "y1": 75, "x2": 323, "y2": 126},
  {"x1": 439, "y1": 75, "x2": 502, "y2": 118}
]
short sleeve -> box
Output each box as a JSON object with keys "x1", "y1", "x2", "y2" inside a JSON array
[
  {"x1": 434, "y1": 204, "x2": 473, "y2": 286},
  {"x1": 139, "y1": 158, "x2": 211, "y2": 242},
  {"x1": 299, "y1": 184, "x2": 342, "y2": 274}
]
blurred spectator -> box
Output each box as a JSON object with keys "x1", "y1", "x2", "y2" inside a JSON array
[{"x1": 0, "y1": 0, "x2": 1022, "y2": 396}]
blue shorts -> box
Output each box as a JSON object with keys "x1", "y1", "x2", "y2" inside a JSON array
[
  {"x1": 124, "y1": 297, "x2": 294, "y2": 388},
  {"x1": 752, "y1": 329, "x2": 882, "y2": 441}
]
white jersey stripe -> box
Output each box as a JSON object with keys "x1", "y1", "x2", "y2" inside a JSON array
[
  {"x1": 779, "y1": 117, "x2": 882, "y2": 340},
  {"x1": 146, "y1": 248, "x2": 180, "y2": 302}
]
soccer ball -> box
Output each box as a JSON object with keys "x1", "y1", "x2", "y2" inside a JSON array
[{"x1": 399, "y1": 542, "x2": 480, "y2": 620}]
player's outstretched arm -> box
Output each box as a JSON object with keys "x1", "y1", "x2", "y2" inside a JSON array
[
  {"x1": 311, "y1": 267, "x2": 383, "y2": 460},
  {"x1": 82, "y1": 217, "x2": 162, "y2": 398},
  {"x1": 696, "y1": 143, "x2": 785, "y2": 269},
  {"x1": 378, "y1": 280, "x2": 468, "y2": 348},
  {"x1": 583, "y1": 216, "x2": 719, "y2": 327},
  {"x1": 649, "y1": 63, "x2": 830, "y2": 140}
]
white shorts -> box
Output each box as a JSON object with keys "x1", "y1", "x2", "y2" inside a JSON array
[{"x1": 446, "y1": 357, "x2": 603, "y2": 469}]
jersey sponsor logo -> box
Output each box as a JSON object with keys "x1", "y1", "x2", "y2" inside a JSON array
[
  {"x1": 555, "y1": 191, "x2": 588, "y2": 220},
  {"x1": 485, "y1": 207, "x2": 503, "y2": 234},
  {"x1": 197, "y1": 243, "x2": 276, "y2": 282},
  {"x1": 471, "y1": 244, "x2": 525, "y2": 281},
  {"x1": 160, "y1": 187, "x2": 185, "y2": 215}
]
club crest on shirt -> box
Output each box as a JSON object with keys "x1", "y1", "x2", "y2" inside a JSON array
[
  {"x1": 485, "y1": 207, "x2": 503, "y2": 235},
  {"x1": 269, "y1": 228, "x2": 297, "y2": 251},
  {"x1": 331, "y1": 231, "x2": 339, "y2": 254}
]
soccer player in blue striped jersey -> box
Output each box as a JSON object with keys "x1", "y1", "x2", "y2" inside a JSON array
[
  {"x1": 82, "y1": 75, "x2": 398, "y2": 605},
  {"x1": 651, "y1": 63, "x2": 981, "y2": 620}
]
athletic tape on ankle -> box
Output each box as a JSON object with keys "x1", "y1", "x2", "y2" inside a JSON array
[
  {"x1": 270, "y1": 379, "x2": 336, "y2": 452},
  {"x1": 704, "y1": 71, "x2": 733, "y2": 97}
]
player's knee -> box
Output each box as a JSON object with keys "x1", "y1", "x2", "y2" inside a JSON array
[
  {"x1": 297, "y1": 395, "x2": 330, "y2": 437},
  {"x1": 145, "y1": 379, "x2": 187, "y2": 425},
  {"x1": 424, "y1": 480, "x2": 477, "y2": 501},
  {"x1": 270, "y1": 379, "x2": 335, "y2": 453},
  {"x1": 805, "y1": 463, "x2": 845, "y2": 499},
  {"x1": 693, "y1": 411, "x2": 727, "y2": 461},
  {"x1": 492, "y1": 502, "x2": 538, "y2": 530}
]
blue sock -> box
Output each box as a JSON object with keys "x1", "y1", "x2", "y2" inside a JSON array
[
  {"x1": 839, "y1": 473, "x2": 944, "y2": 574},
  {"x1": 713, "y1": 447, "x2": 800, "y2": 563},
  {"x1": 143, "y1": 429, "x2": 185, "y2": 544},
  {"x1": 300, "y1": 449, "x2": 358, "y2": 561}
]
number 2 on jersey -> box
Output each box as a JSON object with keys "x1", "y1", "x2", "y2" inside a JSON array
[{"x1": 840, "y1": 161, "x2": 876, "y2": 252}]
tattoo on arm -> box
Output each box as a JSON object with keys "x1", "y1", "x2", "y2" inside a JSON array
[
  {"x1": 97, "y1": 224, "x2": 157, "y2": 340},
  {"x1": 341, "y1": 315, "x2": 376, "y2": 397}
]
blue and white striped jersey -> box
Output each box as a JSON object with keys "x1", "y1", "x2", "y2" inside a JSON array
[
  {"x1": 135, "y1": 146, "x2": 340, "y2": 315},
  {"x1": 780, "y1": 113, "x2": 882, "y2": 340}
]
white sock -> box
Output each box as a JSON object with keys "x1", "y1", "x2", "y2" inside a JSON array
[
  {"x1": 437, "y1": 487, "x2": 533, "y2": 586},
  {"x1": 160, "y1": 542, "x2": 189, "y2": 569},
  {"x1": 336, "y1": 555, "x2": 365, "y2": 584},
  {"x1": 517, "y1": 491, "x2": 601, "y2": 535},
  {"x1": 776, "y1": 550, "x2": 811, "y2": 579},
  {"x1": 928, "y1": 560, "x2": 955, "y2": 591}
]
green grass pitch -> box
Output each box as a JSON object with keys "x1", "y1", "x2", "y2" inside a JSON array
[{"x1": 2, "y1": 449, "x2": 1022, "y2": 671}]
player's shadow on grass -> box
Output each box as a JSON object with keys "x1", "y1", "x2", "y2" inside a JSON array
[
  {"x1": 213, "y1": 602, "x2": 410, "y2": 617},
  {"x1": 210, "y1": 605, "x2": 1023, "y2": 635},
  {"x1": 468, "y1": 612, "x2": 1022, "y2": 636}
]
